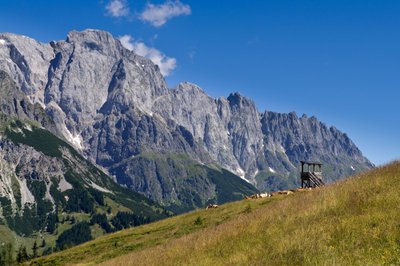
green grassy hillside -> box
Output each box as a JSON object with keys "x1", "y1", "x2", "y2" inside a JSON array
[{"x1": 30, "y1": 161, "x2": 400, "y2": 265}]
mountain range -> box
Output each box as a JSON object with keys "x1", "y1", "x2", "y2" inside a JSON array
[{"x1": 0, "y1": 29, "x2": 372, "y2": 245}]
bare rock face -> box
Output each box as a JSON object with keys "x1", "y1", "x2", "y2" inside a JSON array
[
  {"x1": 0, "y1": 32, "x2": 54, "y2": 105},
  {"x1": 44, "y1": 29, "x2": 169, "y2": 152},
  {"x1": 0, "y1": 29, "x2": 373, "y2": 207},
  {"x1": 152, "y1": 84, "x2": 264, "y2": 180},
  {"x1": 0, "y1": 137, "x2": 66, "y2": 209}
]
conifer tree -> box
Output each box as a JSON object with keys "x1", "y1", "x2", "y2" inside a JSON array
[
  {"x1": 32, "y1": 241, "x2": 38, "y2": 258},
  {"x1": 17, "y1": 245, "x2": 29, "y2": 263}
]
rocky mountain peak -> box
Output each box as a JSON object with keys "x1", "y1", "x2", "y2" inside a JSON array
[
  {"x1": 0, "y1": 32, "x2": 53, "y2": 105},
  {"x1": 67, "y1": 29, "x2": 114, "y2": 42},
  {"x1": 65, "y1": 29, "x2": 123, "y2": 57},
  {"x1": 176, "y1": 81, "x2": 206, "y2": 94},
  {"x1": 227, "y1": 92, "x2": 258, "y2": 114}
]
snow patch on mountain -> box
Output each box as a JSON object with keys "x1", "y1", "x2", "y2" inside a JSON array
[
  {"x1": 63, "y1": 126, "x2": 83, "y2": 150},
  {"x1": 269, "y1": 167, "x2": 276, "y2": 173},
  {"x1": 89, "y1": 181, "x2": 114, "y2": 194},
  {"x1": 236, "y1": 167, "x2": 251, "y2": 183}
]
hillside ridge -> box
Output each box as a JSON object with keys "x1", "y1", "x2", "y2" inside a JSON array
[{"x1": 29, "y1": 161, "x2": 400, "y2": 265}]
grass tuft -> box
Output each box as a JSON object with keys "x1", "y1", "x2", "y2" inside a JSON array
[{"x1": 194, "y1": 216, "x2": 203, "y2": 226}]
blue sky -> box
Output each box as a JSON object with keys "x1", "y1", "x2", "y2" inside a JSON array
[{"x1": 0, "y1": 0, "x2": 399, "y2": 165}]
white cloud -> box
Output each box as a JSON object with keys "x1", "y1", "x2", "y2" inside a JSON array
[
  {"x1": 119, "y1": 35, "x2": 177, "y2": 76},
  {"x1": 106, "y1": 0, "x2": 130, "y2": 17},
  {"x1": 119, "y1": 35, "x2": 135, "y2": 50},
  {"x1": 140, "y1": 1, "x2": 191, "y2": 27}
]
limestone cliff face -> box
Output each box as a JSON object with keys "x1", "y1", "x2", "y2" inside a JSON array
[
  {"x1": 0, "y1": 71, "x2": 166, "y2": 222},
  {"x1": 0, "y1": 29, "x2": 373, "y2": 207},
  {"x1": 0, "y1": 32, "x2": 53, "y2": 105},
  {"x1": 152, "y1": 84, "x2": 264, "y2": 180}
]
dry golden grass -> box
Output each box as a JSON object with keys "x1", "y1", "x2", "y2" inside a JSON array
[
  {"x1": 103, "y1": 162, "x2": 400, "y2": 266},
  {"x1": 29, "y1": 192, "x2": 283, "y2": 265},
  {"x1": 31, "y1": 161, "x2": 400, "y2": 266}
]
